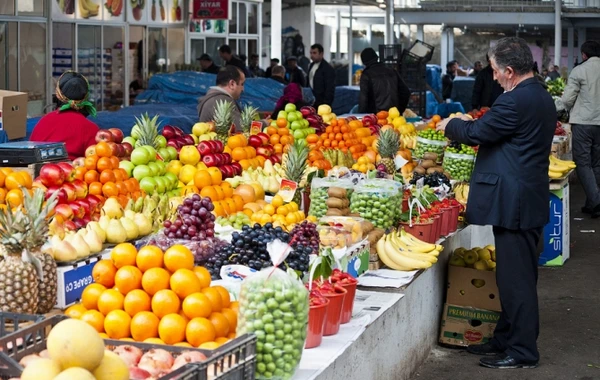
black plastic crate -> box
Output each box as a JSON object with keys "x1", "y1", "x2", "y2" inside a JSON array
[
  {"x1": 378, "y1": 44, "x2": 403, "y2": 64},
  {"x1": 0, "y1": 312, "x2": 45, "y2": 338},
  {"x1": 0, "y1": 315, "x2": 256, "y2": 380}
]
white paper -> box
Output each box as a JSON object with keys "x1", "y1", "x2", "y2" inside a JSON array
[
  {"x1": 357, "y1": 268, "x2": 420, "y2": 288},
  {"x1": 394, "y1": 155, "x2": 409, "y2": 170}
]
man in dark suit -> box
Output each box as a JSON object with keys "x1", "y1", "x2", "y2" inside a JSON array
[
  {"x1": 308, "y1": 43, "x2": 336, "y2": 108},
  {"x1": 197, "y1": 54, "x2": 221, "y2": 75},
  {"x1": 437, "y1": 37, "x2": 555, "y2": 370}
]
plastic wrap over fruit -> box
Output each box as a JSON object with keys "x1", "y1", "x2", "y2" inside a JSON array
[
  {"x1": 237, "y1": 266, "x2": 309, "y2": 379},
  {"x1": 137, "y1": 231, "x2": 229, "y2": 265}
]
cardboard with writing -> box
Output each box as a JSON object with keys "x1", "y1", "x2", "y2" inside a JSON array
[
  {"x1": 55, "y1": 251, "x2": 110, "y2": 309},
  {"x1": 540, "y1": 179, "x2": 570, "y2": 266},
  {"x1": 446, "y1": 265, "x2": 501, "y2": 312},
  {"x1": 439, "y1": 303, "x2": 500, "y2": 347},
  {"x1": 0, "y1": 91, "x2": 28, "y2": 140}
]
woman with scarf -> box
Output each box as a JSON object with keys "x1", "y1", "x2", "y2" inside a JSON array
[
  {"x1": 31, "y1": 71, "x2": 99, "y2": 160},
  {"x1": 271, "y1": 83, "x2": 309, "y2": 119}
]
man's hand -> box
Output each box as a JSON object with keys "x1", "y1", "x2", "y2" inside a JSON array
[{"x1": 436, "y1": 115, "x2": 472, "y2": 133}]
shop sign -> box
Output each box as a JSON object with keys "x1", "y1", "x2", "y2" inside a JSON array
[{"x1": 192, "y1": 0, "x2": 228, "y2": 20}]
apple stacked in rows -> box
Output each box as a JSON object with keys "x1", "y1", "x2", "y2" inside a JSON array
[
  {"x1": 196, "y1": 140, "x2": 240, "y2": 180},
  {"x1": 247, "y1": 132, "x2": 281, "y2": 164},
  {"x1": 269, "y1": 103, "x2": 318, "y2": 145},
  {"x1": 92, "y1": 128, "x2": 134, "y2": 161},
  {"x1": 161, "y1": 125, "x2": 198, "y2": 152},
  {"x1": 300, "y1": 105, "x2": 327, "y2": 135},
  {"x1": 191, "y1": 121, "x2": 218, "y2": 141},
  {"x1": 120, "y1": 146, "x2": 180, "y2": 197}
]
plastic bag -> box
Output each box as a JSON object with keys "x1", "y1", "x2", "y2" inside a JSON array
[
  {"x1": 308, "y1": 177, "x2": 355, "y2": 218},
  {"x1": 350, "y1": 180, "x2": 403, "y2": 229},
  {"x1": 139, "y1": 231, "x2": 229, "y2": 265},
  {"x1": 236, "y1": 241, "x2": 309, "y2": 379},
  {"x1": 442, "y1": 151, "x2": 476, "y2": 181},
  {"x1": 414, "y1": 136, "x2": 448, "y2": 161}
]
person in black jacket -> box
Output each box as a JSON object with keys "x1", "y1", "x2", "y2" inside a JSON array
[
  {"x1": 358, "y1": 48, "x2": 410, "y2": 114},
  {"x1": 270, "y1": 65, "x2": 288, "y2": 85},
  {"x1": 197, "y1": 54, "x2": 221, "y2": 75},
  {"x1": 286, "y1": 56, "x2": 307, "y2": 87},
  {"x1": 308, "y1": 44, "x2": 336, "y2": 108},
  {"x1": 218, "y1": 45, "x2": 250, "y2": 77},
  {"x1": 442, "y1": 60, "x2": 458, "y2": 99},
  {"x1": 471, "y1": 55, "x2": 504, "y2": 109},
  {"x1": 265, "y1": 58, "x2": 279, "y2": 78},
  {"x1": 437, "y1": 37, "x2": 555, "y2": 370}
]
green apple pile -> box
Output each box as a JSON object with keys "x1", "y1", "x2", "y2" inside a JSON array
[
  {"x1": 269, "y1": 104, "x2": 316, "y2": 144},
  {"x1": 119, "y1": 145, "x2": 180, "y2": 196}
]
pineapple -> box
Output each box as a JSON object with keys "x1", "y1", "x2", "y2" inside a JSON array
[
  {"x1": 213, "y1": 99, "x2": 235, "y2": 144},
  {"x1": 282, "y1": 140, "x2": 309, "y2": 205},
  {"x1": 240, "y1": 105, "x2": 259, "y2": 139},
  {"x1": 22, "y1": 189, "x2": 59, "y2": 314},
  {"x1": 376, "y1": 129, "x2": 400, "y2": 174},
  {"x1": 132, "y1": 113, "x2": 161, "y2": 149}
]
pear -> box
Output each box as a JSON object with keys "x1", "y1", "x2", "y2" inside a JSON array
[
  {"x1": 448, "y1": 255, "x2": 466, "y2": 267},
  {"x1": 269, "y1": 177, "x2": 280, "y2": 193},
  {"x1": 477, "y1": 248, "x2": 491, "y2": 261},
  {"x1": 70, "y1": 233, "x2": 91, "y2": 259},
  {"x1": 63, "y1": 232, "x2": 76, "y2": 244},
  {"x1": 87, "y1": 221, "x2": 106, "y2": 243},
  {"x1": 77, "y1": 229, "x2": 87, "y2": 237},
  {"x1": 124, "y1": 210, "x2": 137, "y2": 220},
  {"x1": 119, "y1": 217, "x2": 139, "y2": 241},
  {"x1": 134, "y1": 213, "x2": 153, "y2": 236},
  {"x1": 98, "y1": 216, "x2": 110, "y2": 231},
  {"x1": 53, "y1": 241, "x2": 78, "y2": 262},
  {"x1": 473, "y1": 259, "x2": 488, "y2": 271},
  {"x1": 83, "y1": 229, "x2": 103, "y2": 253},
  {"x1": 102, "y1": 197, "x2": 123, "y2": 219},
  {"x1": 463, "y1": 250, "x2": 479, "y2": 265},
  {"x1": 106, "y1": 219, "x2": 127, "y2": 244},
  {"x1": 263, "y1": 160, "x2": 274, "y2": 175}
]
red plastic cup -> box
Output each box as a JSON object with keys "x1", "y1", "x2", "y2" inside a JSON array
[
  {"x1": 323, "y1": 289, "x2": 347, "y2": 336},
  {"x1": 440, "y1": 207, "x2": 452, "y2": 236},
  {"x1": 449, "y1": 205, "x2": 460, "y2": 233},
  {"x1": 305, "y1": 298, "x2": 330, "y2": 349},
  {"x1": 339, "y1": 280, "x2": 357, "y2": 324},
  {"x1": 432, "y1": 213, "x2": 442, "y2": 242}
]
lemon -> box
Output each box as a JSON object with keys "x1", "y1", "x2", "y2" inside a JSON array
[
  {"x1": 167, "y1": 160, "x2": 183, "y2": 175},
  {"x1": 271, "y1": 194, "x2": 284, "y2": 208},
  {"x1": 178, "y1": 165, "x2": 197, "y2": 184}
]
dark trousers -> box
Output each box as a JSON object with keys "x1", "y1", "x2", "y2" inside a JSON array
[
  {"x1": 572, "y1": 124, "x2": 600, "y2": 208},
  {"x1": 491, "y1": 226, "x2": 543, "y2": 363}
]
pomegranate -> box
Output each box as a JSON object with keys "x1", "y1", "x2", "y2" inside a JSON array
[
  {"x1": 171, "y1": 351, "x2": 207, "y2": 370},
  {"x1": 128, "y1": 366, "x2": 152, "y2": 379},
  {"x1": 112, "y1": 345, "x2": 143, "y2": 367},
  {"x1": 138, "y1": 349, "x2": 174, "y2": 376}
]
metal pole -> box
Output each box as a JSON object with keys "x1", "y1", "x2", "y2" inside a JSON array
[
  {"x1": 366, "y1": 24, "x2": 372, "y2": 46},
  {"x1": 336, "y1": 11, "x2": 341, "y2": 59},
  {"x1": 348, "y1": 0, "x2": 353, "y2": 86},
  {"x1": 554, "y1": 0, "x2": 562, "y2": 66},
  {"x1": 416, "y1": 24, "x2": 424, "y2": 41},
  {"x1": 567, "y1": 27, "x2": 574, "y2": 71},
  {"x1": 310, "y1": 0, "x2": 316, "y2": 46},
  {"x1": 386, "y1": 0, "x2": 394, "y2": 44},
  {"x1": 577, "y1": 27, "x2": 586, "y2": 62},
  {"x1": 448, "y1": 27, "x2": 454, "y2": 61},
  {"x1": 440, "y1": 27, "x2": 448, "y2": 74},
  {"x1": 271, "y1": 0, "x2": 282, "y2": 60}
]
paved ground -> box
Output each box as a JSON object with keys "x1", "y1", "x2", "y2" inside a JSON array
[{"x1": 414, "y1": 181, "x2": 600, "y2": 380}]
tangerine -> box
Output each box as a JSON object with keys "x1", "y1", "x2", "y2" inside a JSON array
[
  {"x1": 88, "y1": 181, "x2": 103, "y2": 196},
  {"x1": 212, "y1": 286, "x2": 231, "y2": 309},
  {"x1": 5, "y1": 189, "x2": 23, "y2": 207},
  {"x1": 193, "y1": 267, "x2": 212, "y2": 288},
  {"x1": 92, "y1": 259, "x2": 117, "y2": 288},
  {"x1": 99, "y1": 169, "x2": 116, "y2": 184},
  {"x1": 97, "y1": 157, "x2": 114, "y2": 173},
  {"x1": 114, "y1": 265, "x2": 143, "y2": 295},
  {"x1": 81, "y1": 283, "x2": 107, "y2": 310},
  {"x1": 164, "y1": 245, "x2": 194, "y2": 272},
  {"x1": 142, "y1": 267, "x2": 171, "y2": 296},
  {"x1": 111, "y1": 243, "x2": 138, "y2": 268},
  {"x1": 97, "y1": 289, "x2": 125, "y2": 315},
  {"x1": 4, "y1": 173, "x2": 26, "y2": 191},
  {"x1": 193, "y1": 170, "x2": 212, "y2": 190},
  {"x1": 221, "y1": 308, "x2": 237, "y2": 332},
  {"x1": 276, "y1": 118, "x2": 288, "y2": 128},
  {"x1": 136, "y1": 245, "x2": 164, "y2": 272},
  {"x1": 170, "y1": 269, "x2": 202, "y2": 299},
  {"x1": 215, "y1": 337, "x2": 229, "y2": 344},
  {"x1": 96, "y1": 141, "x2": 113, "y2": 157},
  {"x1": 109, "y1": 156, "x2": 120, "y2": 170},
  {"x1": 208, "y1": 312, "x2": 230, "y2": 338},
  {"x1": 186, "y1": 317, "x2": 216, "y2": 347},
  {"x1": 84, "y1": 155, "x2": 99, "y2": 171},
  {"x1": 80, "y1": 310, "x2": 105, "y2": 333},
  {"x1": 151, "y1": 289, "x2": 181, "y2": 318},
  {"x1": 64, "y1": 303, "x2": 87, "y2": 319},
  {"x1": 207, "y1": 167, "x2": 222, "y2": 186},
  {"x1": 230, "y1": 301, "x2": 239, "y2": 313},
  {"x1": 130, "y1": 311, "x2": 160, "y2": 341},
  {"x1": 174, "y1": 342, "x2": 193, "y2": 348},
  {"x1": 182, "y1": 293, "x2": 213, "y2": 319},
  {"x1": 124, "y1": 289, "x2": 151, "y2": 317},
  {"x1": 104, "y1": 309, "x2": 131, "y2": 339},
  {"x1": 84, "y1": 170, "x2": 100, "y2": 184},
  {"x1": 201, "y1": 287, "x2": 223, "y2": 312},
  {"x1": 158, "y1": 313, "x2": 187, "y2": 345},
  {"x1": 198, "y1": 342, "x2": 221, "y2": 350}
]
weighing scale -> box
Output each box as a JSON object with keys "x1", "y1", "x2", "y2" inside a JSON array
[{"x1": 0, "y1": 141, "x2": 68, "y2": 166}]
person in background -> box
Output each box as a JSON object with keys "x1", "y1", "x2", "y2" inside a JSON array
[
  {"x1": 546, "y1": 65, "x2": 560, "y2": 80},
  {"x1": 358, "y1": 47, "x2": 410, "y2": 114},
  {"x1": 442, "y1": 60, "x2": 458, "y2": 100},
  {"x1": 471, "y1": 54, "x2": 504, "y2": 109},
  {"x1": 31, "y1": 71, "x2": 99, "y2": 160},
  {"x1": 218, "y1": 45, "x2": 248, "y2": 76},
  {"x1": 197, "y1": 54, "x2": 221, "y2": 74},
  {"x1": 308, "y1": 43, "x2": 336, "y2": 108},
  {"x1": 561, "y1": 40, "x2": 600, "y2": 217},
  {"x1": 286, "y1": 56, "x2": 307, "y2": 87},
  {"x1": 270, "y1": 65, "x2": 288, "y2": 85},
  {"x1": 437, "y1": 37, "x2": 555, "y2": 370},
  {"x1": 248, "y1": 54, "x2": 265, "y2": 78},
  {"x1": 541, "y1": 67, "x2": 549, "y2": 79},
  {"x1": 129, "y1": 72, "x2": 144, "y2": 96},
  {"x1": 271, "y1": 83, "x2": 309, "y2": 118},
  {"x1": 469, "y1": 61, "x2": 483, "y2": 77},
  {"x1": 197, "y1": 66, "x2": 244, "y2": 132},
  {"x1": 265, "y1": 58, "x2": 280, "y2": 78}
]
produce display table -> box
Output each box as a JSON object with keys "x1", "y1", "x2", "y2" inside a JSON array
[{"x1": 293, "y1": 225, "x2": 494, "y2": 380}]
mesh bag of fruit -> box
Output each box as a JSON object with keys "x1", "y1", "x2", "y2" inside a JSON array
[
  {"x1": 414, "y1": 136, "x2": 448, "y2": 161},
  {"x1": 442, "y1": 151, "x2": 476, "y2": 181},
  {"x1": 350, "y1": 182, "x2": 398, "y2": 229},
  {"x1": 236, "y1": 240, "x2": 309, "y2": 379},
  {"x1": 308, "y1": 177, "x2": 355, "y2": 218}
]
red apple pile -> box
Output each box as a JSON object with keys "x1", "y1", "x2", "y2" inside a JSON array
[
  {"x1": 197, "y1": 140, "x2": 241, "y2": 179},
  {"x1": 162, "y1": 125, "x2": 196, "y2": 151},
  {"x1": 360, "y1": 114, "x2": 382, "y2": 135},
  {"x1": 35, "y1": 162, "x2": 101, "y2": 231},
  {"x1": 248, "y1": 132, "x2": 281, "y2": 164},
  {"x1": 92, "y1": 128, "x2": 133, "y2": 161},
  {"x1": 301, "y1": 106, "x2": 326, "y2": 135}
]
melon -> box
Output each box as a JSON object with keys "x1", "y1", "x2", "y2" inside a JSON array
[
  {"x1": 233, "y1": 184, "x2": 256, "y2": 203},
  {"x1": 52, "y1": 367, "x2": 96, "y2": 380},
  {"x1": 249, "y1": 182, "x2": 265, "y2": 200},
  {"x1": 21, "y1": 358, "x2": 61, "y2": 380},
  {"x1": 47, "y1": 319, "x2": 105, "y2": 372},
  {"x1": 93, "y1": 351, "x2": 129, "y2": 380}
]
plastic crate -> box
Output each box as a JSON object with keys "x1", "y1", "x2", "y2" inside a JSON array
[
  {"x1": 0, "y1": 312, "x2": 45, "y2": 338},
  {"x1": 378, "y1": 44, "x2": 403, "y2": 64},
  {"x1": 0, "y1": 315, "x2": 256, "y2": 380}
]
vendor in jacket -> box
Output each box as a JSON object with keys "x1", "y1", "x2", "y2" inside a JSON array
[
  {"x1": 197, "y1": 66, "x2": 244, "y2": 131},
  {"x1": 308, "y1": 44, "x2": 336, "y2": 108},
  {"x1": 358, "y1": 48, "x2": 411, "y2": 114},
  {"x1": 31, "y1": 71, "x2": 99, "y2": 160},
  {"x1": 471, "y1": 55, "x2": 504, "y2": 109}
]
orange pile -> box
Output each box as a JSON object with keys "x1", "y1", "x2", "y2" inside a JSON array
[
  {"x1": 264, "y1": 125, "x2": 294, "y2": 155},
  {"x1": 66, "y1": 243, "x2": 238, "y2": 349},
  {"x1": 189, "y1": 168, "x2": 247, "y2": 217},
  {"x1": 78, "y1": 141, "x2": 143, "y2": 206},
  {"x1": 307, "y1": 118, "x2": 377, "y2": 161},
  {"x1": 0, "y1": 169, "x2": 33, "y2": 209},
  {"x1": 225, "y1": 134, "x2": 265, "y2": 170}
]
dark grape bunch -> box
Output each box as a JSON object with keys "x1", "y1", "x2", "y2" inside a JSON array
[
  {"x1": 287, "y1": 221, "x2": 319, "y2": 273},
  {"x1": 410, "y1": 171, "x2": 451, "y2": 188},
  {"x1": 163, "y1": 194, "x2": 216, "y2": 240}
]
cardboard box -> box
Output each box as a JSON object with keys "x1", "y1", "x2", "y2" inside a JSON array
[
  {"x1": 56, "y1": 251, "x2": 111, "y2": 309},
  {"x1": 346, "y1": 241, "x2": 370, "y2": 278},
  {"x1": 446, "y1": 265, "x2": 501, "y2": 312},
  {"x1": 439, "y1": 303, "x2": 501, "y2": 347},
  {"x1": 0, "y1": 91, "x2": 28, "y2": 140},
  {"x1": 540, "y1": 179, "x2": 570, "y2": 266},
  {"x1": 551, "y1": 136, "x2": 568, "y2": 158}
]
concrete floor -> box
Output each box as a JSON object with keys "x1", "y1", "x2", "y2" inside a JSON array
[{"x1": 414, "y1": 181, "x2": 600, "y2": 380}]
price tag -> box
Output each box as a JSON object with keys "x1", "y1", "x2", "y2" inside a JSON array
[
  {"x1": 250, "y1": 121, "x2": 263, "y2": 135},
  {"x1": 63, "y1": 263, "x2": 95, "y2": 305},
  {"x1": 277, "y1": 179, "x2": 298, "y2": 202},
  {"x1": 394, "y1": 155, "x2": 409, "y2": 170}
]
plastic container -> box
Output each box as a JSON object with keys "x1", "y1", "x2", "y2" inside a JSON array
[
  {"x1": 339, "y1": 280, "x2": 357, "y2": 324},
  {"x1": 400, "y1": 220, "x2": 434, "y2": 243},
  {"x1": 320, "y1": 216, "x2": 365, "y2": 245},
  {"x1": 323, "y1": 288, "x2": 347, "y2": 336},
  {"x1": 413, "y1": 136, "x2": 448, "y2": 162},
  {"x1": 317, "y1": 225, "x2": 352, "y2": 249},
  {"x1": 440, "y1": 207, "x2": 453, "y2": 236},
  {"x1": 350, "y1": 182, "x2": 401, "y2": 229},
  {"x1": 432, "y1": 212, "x2": 442, "y2": 241},
  {"x1": 305, "y1": 298, "x2": 330, "y2": 349},
  {"x1": 308, "y1": 177, "x2": 355, "y2": 218},
  {"x1": 0, "y1": 312, "x2": 45, "y2": 338},
  {"x1": 442, "y1": 151, "x2": 476, "y2": 181},
  {"x1": 449, "y1": 204, "x2": 461, "y2": 233}
]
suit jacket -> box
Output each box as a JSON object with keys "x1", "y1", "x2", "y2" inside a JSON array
[
  {"x1": 445, "y1": 77, "x2": 555, "y2": 230},
  {"x1": 471, "y1": 65, "x2": 504, "y2": 109},
  {"x1": 358, "y1": 63, "x2": 410, "y2": 114},
  {"x1": 309, "y1": 60, "x2": 336, "y2": 107}
]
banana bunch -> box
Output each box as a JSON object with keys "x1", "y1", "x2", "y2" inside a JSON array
[
  {"x1": 549, "y1": 155, "x2": 576, "y2": 179},
  {"x1": 126, "y1": 194, "x2": 175, "y2": 232},
  {"x1": 400, "y1": 134, "x2": 417, "y2": 150},
  {"x1": 454, "y1": 183, "x2": 470, "y2": 208},
  {"x1": 322, "y1": 149, "x2": 355, "y2": 168},
  {"x1": 79, "y1": 0, "x2": 99, "y2": 17},
  {"x1": 376, "y1": 229, "x2": 443, "y2": 271}
]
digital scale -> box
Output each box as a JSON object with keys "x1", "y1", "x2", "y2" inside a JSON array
[{"x1": 0, "y1": 141, "x2": 68, "y2": 166}]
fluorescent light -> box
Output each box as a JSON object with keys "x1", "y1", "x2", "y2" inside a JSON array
[{"x1": 379, "y1": 3, "x2": 386, "y2": 7}]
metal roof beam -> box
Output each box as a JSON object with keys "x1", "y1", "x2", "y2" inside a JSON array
[{"x1": 393, "y1": 11, "x2": 556, "y2": 25}]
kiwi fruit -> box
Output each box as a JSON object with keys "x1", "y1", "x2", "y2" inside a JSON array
[
  {"x1": 421, "y1": 159, "x2": 436, "y2": 169},
  {"x1": 423, "y1": 152, "x2": 439, "y2": 162},
  {"x1": 427, "y1": 167, "x2": 444, "y2": 174},
  {"x1": 413, "y1": 166, "x2": 426, "y2": 175}
]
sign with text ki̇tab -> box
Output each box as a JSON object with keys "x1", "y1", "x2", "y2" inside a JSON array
[{"x1": 193, "y1": 0, "x2": 228, "y2": 19}]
